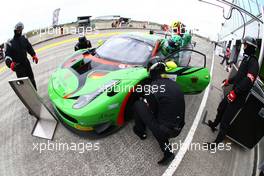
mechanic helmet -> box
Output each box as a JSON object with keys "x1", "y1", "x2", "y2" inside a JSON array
[
  {"x1": 171, "y1": 21, "x2": 180, "y2": 29},
  {"x1": 78, "y1": 36, "x2": 87, "y2": 43},
  {"x1": 167, "y1": 35, "x2": 182, "y2": 52},
  {"x1": 171, "y1": 21, "x2": 181, "y2": 34},
  {"x1": 147, "y1": 57, "x2": 166, "y2": 80},
  {"x1": 14, "y1": 22, "x2": 24, "y2": 31},
  {"x1": 182, "y1": 33, "x2": 192, "y2": 47},
  {"x1": 242, "y1": 36, "x2": 257, "y2": 55},
  {"x1": 242, "y1": 36, "x2": 257, "y2": 48}
]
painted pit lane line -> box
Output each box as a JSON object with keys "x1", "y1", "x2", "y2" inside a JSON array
[
  {"x1": 0, "y1": 31, "x2": 126, "y2": 74},
  {"x1": 162, "y1": 50, "x2": 216, "y2": 176}
]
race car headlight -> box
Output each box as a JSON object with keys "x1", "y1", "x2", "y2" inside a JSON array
[{"x1": 73, "y1": 80, "x2": 120, "y2": 109}]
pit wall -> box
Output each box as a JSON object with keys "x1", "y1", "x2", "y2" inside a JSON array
[{"x1": 26, "y1": 20, "x2": 162, "y2": 45}]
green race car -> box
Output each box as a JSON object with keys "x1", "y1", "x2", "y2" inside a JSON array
[{"x1": 48, "y1": 32, "x2": 210, "y2": 136}]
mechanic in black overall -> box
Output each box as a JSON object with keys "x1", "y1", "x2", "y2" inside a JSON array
[
  {"x1": 5, "y1": 22, "x2": 38, "y2": 90},
  {"x1": 74, "y1": 36, "x2": 92, "y2": 51},
  {"x1": 207, "y1": 36, "x2": 259, "y2": 148},
  {"x1": 133, "y1": 59, "x2": 185, "y2": 165}
]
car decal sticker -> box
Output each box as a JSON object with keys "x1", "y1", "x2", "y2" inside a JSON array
[
  {"x1": 88, "y1": 71, "x2": 109, "y2": 79},
  {"x1": 161, "y1": 74, "x2": 177, "y2": 82}
]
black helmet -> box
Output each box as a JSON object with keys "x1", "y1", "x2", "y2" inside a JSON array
[
  {"x1": 242, "y1": 36, "x2": 257, "y2": 48},
  {"x1": 14, "y1": 22, "x2": 24, "y2": 31},
  {"x1": 242, "y1": 36, "x2": 258, "y2": 56},
  {"x1": 147, "y1": 57, "x2": 166, "y2": 80},
  {"x1": 79, "y1": 36, "x2": 87, "y2": 43}
]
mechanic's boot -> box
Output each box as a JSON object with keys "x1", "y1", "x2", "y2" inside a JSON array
[
  {"x1": 158, "y1": 152, "x2": 175, "y2": 165},
  {"x1": 208, "y1": 120, "x2": 217, "y2": 133},
  {"x1": 214, "y1": 131, "x2": 225, "y2": 144},
  {"x1": 133, "y1": 126, "x2": 147, "y2": 140}
]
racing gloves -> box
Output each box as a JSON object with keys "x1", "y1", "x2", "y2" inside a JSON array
[
  {"x1": 32, "y1": 55, "x2": 39, "y2": 64},
  {"x1": 221, "y1": 79, "x2": 229, "y2": 87},
  {"x1": 10, "y1": 62, "x2": 16, "y2": 71},
  {"x1": 227, "y1": 90, "x2": 237, "y2": 103},
  {"x1": 247, "y1": 73, "x2": 256, "y2": 83}
]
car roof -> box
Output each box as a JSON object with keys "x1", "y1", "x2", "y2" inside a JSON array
[{"x1": 116, "y1": 32, "x2": 163, "y2": 46}]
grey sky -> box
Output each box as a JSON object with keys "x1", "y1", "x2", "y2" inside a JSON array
[{"x1": 1, "y1": 0, "x2": 229, "y2": 42}]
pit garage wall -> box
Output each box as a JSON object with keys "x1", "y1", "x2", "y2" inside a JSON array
[
  {"x1": 219, "y1": 16, "x2": 264, "y2": 79},
  {"x1": 93, "y1": 19, "x2": 162, "y2": 30}
]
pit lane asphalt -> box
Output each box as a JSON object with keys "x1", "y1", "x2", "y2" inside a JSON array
[{"x1": 0, "y1": 29, "x2": 255, "y2": 176}]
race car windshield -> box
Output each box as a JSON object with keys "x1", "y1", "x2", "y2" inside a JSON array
[{"x1": 95, "y1": 37, "x2": 153, "y2": 64}]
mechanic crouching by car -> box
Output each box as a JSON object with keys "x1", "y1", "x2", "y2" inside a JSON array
[
  {"x1": 207, "y1": 36, "x2": 259, "y2": 149},
  {"x1": 133, "y1": 59, "x2": 185, "y2": 165},
  {"x1": 5, "y1": 22, "x2": 39, "y2": 90},
  {"x1": 74, "y1": 36, "x2": 92, "y2": 51}
]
